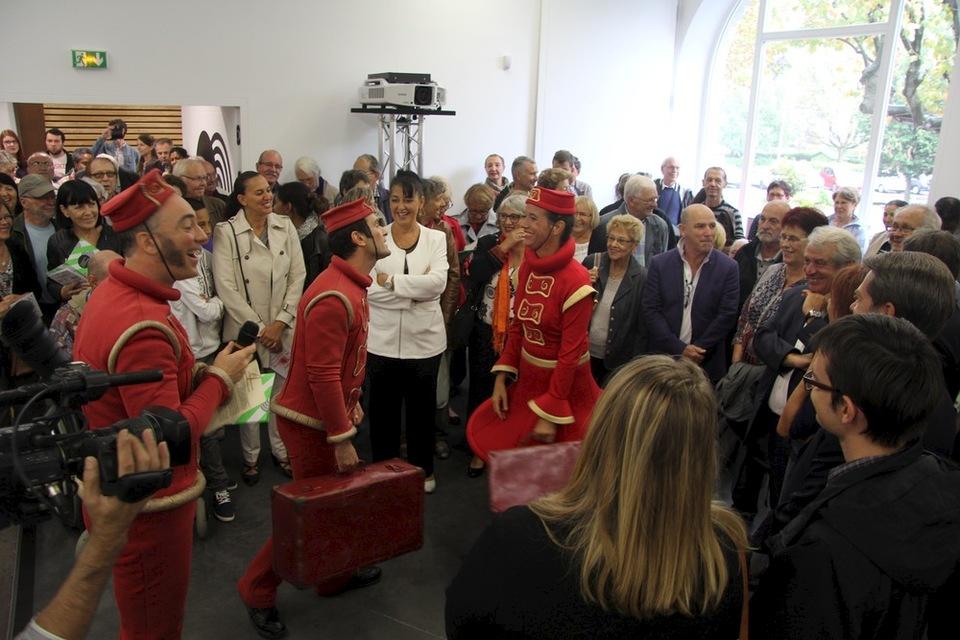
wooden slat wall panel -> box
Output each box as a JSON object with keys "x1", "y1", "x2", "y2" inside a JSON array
[{"x1": 42, "y1": 104, "x2": 182, "y2": 151}]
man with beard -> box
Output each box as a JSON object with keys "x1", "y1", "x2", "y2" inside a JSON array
[
  {"x1": 73, "y1": 170, "x2": 255, "y2": 639},
  {"x1": 238, "y1": 197, "x2": 390, "y2": 638},
  {"x1": 734, "y1": 200, "x2": 789, "y2": 311}
]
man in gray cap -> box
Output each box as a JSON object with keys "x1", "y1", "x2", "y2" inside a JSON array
[{"x1": 13, "y1": 174, "x2": 61, "y2": 320}]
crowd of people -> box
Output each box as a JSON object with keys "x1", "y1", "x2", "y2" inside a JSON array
[{"x1": 3, "y1": 118, "x2": 960, "y2": 639}]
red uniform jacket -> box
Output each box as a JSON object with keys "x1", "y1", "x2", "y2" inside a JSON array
[
  {"x1": 272, "y1": 256, "x2": 371, "y2": 443},
  {"x1": 492, "y1": 239, "x2": 595, "y2": 423},
  {"x1": 74, "y1": 260, "x2": 229, "y2": 497}
]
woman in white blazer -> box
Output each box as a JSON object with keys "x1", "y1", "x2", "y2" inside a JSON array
[
  {"x1": 213, "y1": 171, "x2": 306, "y2": 485},
  {"x1": 368, "y1": 171, "x2": 448, "y2": 493}
]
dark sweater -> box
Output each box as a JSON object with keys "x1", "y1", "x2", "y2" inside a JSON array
[{"x1": 446, "y1": 506, "x2": 744, "y2": 639}]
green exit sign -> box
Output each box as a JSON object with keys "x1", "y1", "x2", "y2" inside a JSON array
[{"x1": 72, "y1": 49, "x2": 107, "y2": 69}]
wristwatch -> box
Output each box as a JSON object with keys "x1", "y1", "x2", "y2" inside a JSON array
[
  {"x1": 805, "y1": 309, "x2": 825, "y2": 321},
  {"x1": 383, "y1": 275, "x2": 394, "y2": 291}
]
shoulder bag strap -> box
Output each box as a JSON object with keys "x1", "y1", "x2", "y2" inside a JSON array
[
  {"x1": 739, "y1": 546, "x2": 749, "y2": 640},
  {"x1": 227, "y1": 219, "x2": 252, "y2": 307}
]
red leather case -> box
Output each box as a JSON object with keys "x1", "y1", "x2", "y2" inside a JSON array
[
  {"x1": 272, "y1": 459, "x2": 424, "y2": 587},
  {"x1": 488, "y1": 441, "x2": 582, "y2": 513}
]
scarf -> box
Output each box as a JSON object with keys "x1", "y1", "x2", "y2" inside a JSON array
[{"x1": 492, "y1": 261, "x2": 511, "y2": 353}]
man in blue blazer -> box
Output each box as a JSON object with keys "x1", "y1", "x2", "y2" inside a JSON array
[{"x1": 642, "y1": 204, "x2": 739, "y2": 382}]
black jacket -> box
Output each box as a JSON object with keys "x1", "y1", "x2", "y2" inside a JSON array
[
  {"x1": 582, "y1": 252, "x2": 647, "y2": 370},
  {"x1": 6, "y1": 237, "x2": 41, "y2": 298},
  {"x1": 300, "y1": 225, "x2": 331, "y2": 290},
  {"x1": 45, "y1": 226, "x2": 121, "y2": 301},
  {"x1": 753, "y1": 443, "x2": 960, "y2": 639},
  {"x1": 732, "y1": 237, "x2": 781, "y2": 313},
  {"x1": 447, "y1": 506, "x2": 744, "y2": 640}
]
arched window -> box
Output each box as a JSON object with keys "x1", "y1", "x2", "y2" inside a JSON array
[{"x1": 704, "y1": 0, "x2": 958, "y2": 238}]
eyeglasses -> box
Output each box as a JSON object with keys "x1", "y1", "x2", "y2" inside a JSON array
[
  {"x1": 258, "y1": 162, "x2": 282, "y2": 170},
  {"x1": 499, "y1": 213, "x2": 524, "y2": 222},
  {"x1": 0, "y1": 215, "x2": 13, "y2": 223},
  {"x1": 802, "y1": 371, "x2": 841, "y2": 395},
  {"x1": 890, "y1": 223, "x2": 916, "y2": 233},
  {"x1": 183, "y1": 175, "x2": 207, "y2": 182},
  {"x1": 607, "y1": 235, "x2": 637, "y2": 246},
  {"x1": 90, "y1": 171, "x2": 117, "y2": 179},
  {"x1": 779, "y1": 233, "x2": 804, "y2": 243}
]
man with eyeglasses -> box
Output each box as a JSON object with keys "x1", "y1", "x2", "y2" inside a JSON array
[
  {"x1": 173, "y1": 157, "x2": 225, "y2": 224},
  {"x1": 732, "y1": 226, "x2": 860, "y2": 522},
  {"x1": 768, "y1": 251, "x2": 958, "y2": 544},
  {"x1": 256, "y1": 149, "x2": 284, "y2": 194},
  {"x1": 86, "y1": 156, "x2": 120, "y2": 201},
  {"x1": 752, "y1": 313, "x2": 960, "y2": 639},
  {"x1": 589, "y1": 174, "x2": 674, "y2": 267},
  {"x1": 642, "y1": 204, "x2": 739, "y2": 383},
  {"x1": 26, "y1": 152, "x2": 55, "y2": 181},
  {"x1": 13, "y1": 174, "x2": 60, "y2": 321},
  {"x1": 888, "y1": 204, "x2": 942, "y2": 252}
]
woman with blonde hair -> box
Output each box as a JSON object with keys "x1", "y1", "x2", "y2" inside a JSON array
[
  {"x1": 447, "y1": 355, "x2": 748, "y2": 638},
  {"x1": 572, "y1": 195, "x2": 599, "y2": 263}
]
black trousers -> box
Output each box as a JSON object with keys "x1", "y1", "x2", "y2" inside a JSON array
[
  {"x1": 467, "y1": 321, "x2": 497, "y2": 420},
  {"x1": 367, "y1": 352, "x2": 442, "y2": 477}
]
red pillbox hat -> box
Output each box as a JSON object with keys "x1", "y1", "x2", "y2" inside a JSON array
[
  {"x1": 102, "y1": 169, "x2": 177, "y2": 232},
  {"x1": 321, "y1": 197, "x2": 376, "y2": 234},
  {"x1": 526, "y1": 187, "x2": 576, "y2": 215}
]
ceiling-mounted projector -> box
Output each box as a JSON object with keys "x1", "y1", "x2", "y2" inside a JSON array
[{"x1": 359, "y1": 72, "x2": 447, "y2": 110}]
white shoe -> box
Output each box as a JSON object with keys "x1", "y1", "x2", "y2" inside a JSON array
[{"x1": 424, "y1": 476, "x2": 437, "y2": 494}]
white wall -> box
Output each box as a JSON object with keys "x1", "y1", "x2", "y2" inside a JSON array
[
  {"x1": 535, "y1": 0, "x2": 679, "y2": 204},
  {"x1": 0, "y1": 0, "x2": 542, "y2": 202},
  {"x1": 1, "y1": 0, "x2": 682, "y2": 207}
]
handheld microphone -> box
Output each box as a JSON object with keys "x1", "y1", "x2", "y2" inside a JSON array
[{"x1": 236, "y1": 321, "x2": 260, "y2": 348}]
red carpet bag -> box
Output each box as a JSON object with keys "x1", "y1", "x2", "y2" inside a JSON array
[{"x1": 272, "y1": 459, "x2": 424, "y2": 587}]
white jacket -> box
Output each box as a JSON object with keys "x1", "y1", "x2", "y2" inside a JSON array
[
  {"x1": 170, "y1": 249, "x2": 223, "y2": 359},
  {"x1": 368, "y1": 223, "x2": 448, "y2": 359}
]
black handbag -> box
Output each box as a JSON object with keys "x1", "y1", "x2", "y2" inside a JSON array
[{"x1": 450, "y1": 289, "x2": 480, "y2": 351}]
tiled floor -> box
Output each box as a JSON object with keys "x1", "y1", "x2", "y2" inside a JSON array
[{"x1": 31, "y1": 394, "x2": 492, "y2": 639}]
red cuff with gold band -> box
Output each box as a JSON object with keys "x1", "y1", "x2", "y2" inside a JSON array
[
  {"x1": 321, "y1": 197, "x2": 376, "y2": 233},
  {"x1": 526, "y1": 187, "x2": 576, "y2": 215},
  {"x1": 102, "y1": 169, "x2": 177, "y2": 232}
]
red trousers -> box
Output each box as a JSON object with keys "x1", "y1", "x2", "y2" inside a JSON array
[
  {"x1": 84, "y1": 501, "x2": 195, "y2": 639},
  {"x1": 237, "y1": 417, "x2": 352, "y2": 608}
]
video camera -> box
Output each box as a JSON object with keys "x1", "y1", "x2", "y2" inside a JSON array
[{"x1": 0, "y1": 298, "x2": 190, "y2": 529}]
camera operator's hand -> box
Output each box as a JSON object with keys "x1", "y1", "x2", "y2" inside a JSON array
[
  {"x1": 79, "y1": 429, "x2": 170, "y2": 546},
  {"x1": 32, "y1": 430, "x2": 170, "y2": 640},
  {"x1": 213, "y1": 341, "x2": 257, "y2": 383}
]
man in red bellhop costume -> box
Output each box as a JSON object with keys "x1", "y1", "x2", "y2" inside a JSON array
[
  {"x1": 73, "y1": 169, "x2": 255, "y2": 640},
  {"x1": 467, "y1": 187, "x2": 600, "y2": 460},
  {"x1": 237, "y1": 198, "x2": 390, "y2": 639}
]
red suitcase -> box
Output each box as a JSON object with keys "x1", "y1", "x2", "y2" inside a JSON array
[
  {"x1": 272, "y1": 459, "x2": 424, "y2": 588},
  {"x1": 488, "y1": 441, "x2": 582, "y2": 513}
]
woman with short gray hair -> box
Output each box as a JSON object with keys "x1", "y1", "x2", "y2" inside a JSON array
[{"x1": 830, "y1": 187, "x2": 865, "y2": 252}]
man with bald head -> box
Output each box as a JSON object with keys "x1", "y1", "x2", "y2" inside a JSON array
[
  {"x1": 654, "y1": 156, "x2": 694, "y2": 228},
  {"x1": 642, "y1": 204, "x2": 740, "y2": 382},
  {"x1": 588, "y1": 174, "x2": 673, "y2": 267},
  {"x1": 256, "y1": 149, "x2": 284, "y2": 193},
  {"x1": 888, "y1": 204, "x2": 942, "y2": 252},
  {"x1": 735, "y1": 200, "x2": 790, "y2": 310}
]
